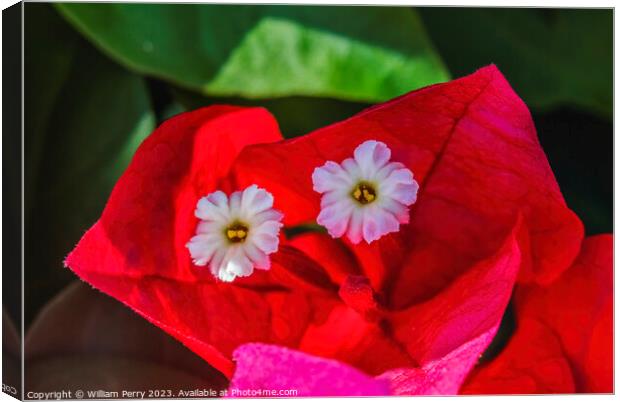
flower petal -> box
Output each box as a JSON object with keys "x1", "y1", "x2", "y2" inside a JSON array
[
  {"x1": 514, "y1": 235, "x2": 613, "y2": 393},
  {"x1": 240, "y1": 184, "x2": 273, "y2": 215},
  {"x1": 298, "y1": 301, "x2": 415, "y2": 375},
  {"x1": 353, "y1": 140, "x2": 391, "y2": 176},
  {"x1": 286, "y1": 232, "x2": 361, "y2": 284},
  {"x1": 380, "y1": 329, "x2": 500, "y2": 395},
  {"x1": 463, "y1": 235, "x2": 612, "y2": 394},
  {"x1": 312, "y1": 161, "x2": 353, "y2": 193},
  {"x1": 230, "y1": 343, "x2": 391, "y2": 397},
  {"x1": 387, "y1": 218, "x2": 522, "y2": 392},
  {"x1": 461, "y1": 318, "x2": 575, "y2": 394}
]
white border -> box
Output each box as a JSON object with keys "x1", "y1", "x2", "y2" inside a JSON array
[{"x1": 0, "y1": 1, "x2": 616, "y2": 402}]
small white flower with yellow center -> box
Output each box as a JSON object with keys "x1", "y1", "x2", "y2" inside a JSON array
[
  {"x1": 186, "y1": 185, "x2": 283, "y2": 282},
  {"x1": 312, "y1": 140, "x2": 419, "y2": 244}
]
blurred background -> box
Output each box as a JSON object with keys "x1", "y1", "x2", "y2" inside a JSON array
[{"x1": 14, "y1": 2, "x2": 613, "y2": 393}]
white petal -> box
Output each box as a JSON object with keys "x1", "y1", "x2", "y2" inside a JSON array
[
  {"x1": 209, "y1": 247, "x2": 227, "y2": 277},
  {"x1": 241, "y1": 184, "x2": 274, "y2": 214},
  {"x1": 312, "y1": 162, "x2": 352, "y2": 193},
  {"x1": 380, "y1": 198, "x2": 410, "y2": 224},
  {"x1": 220, "y1": 247, "x2": 254, "y2": 280},
  {"x1": 320, "y1": 189, "x2": 349, "y2": 209},
  {"x1": 354, "y1": 140, "x2": 391, "y2": 176},
  {"x1": 374, "y1": 161, "x2": 404, "y2": 182},
  {"x1": 253, "y1": 233, "x2": 280, "y2": 254},
  {"x1": 196, "y1": 220, "x2": 223, "y2": 234},
  {"x1": 388, "y1": 167, "x2": 415, "y2": 184},
  {"x1": 215, "y1": 247, "x2": 239, "y2": 281},
  {"x1": 207, "y1": 190, "x2": 228, "y2": 206},
  {"x1": 217, "y1": 269, "x2": 236, "y2": 282},
  {"x1": 228, "y1": 190, "x2": 243, "y2": 216},
  {"x1": 346, "y1": 208, "x2": 364, "y2": 244},
  {"x1": 325, "y1": 215, "x2": 351, "y2": 239},
  {"x1": 250, "y1": 209, "x2": 284, "y2": 226},
  {"x1": 341, "y1": 157, "x2": 361, "y2": 179},
  {"x1": 380, "y1": 167, "x2": 419, "y2": 205},
  {"x1": 317, "y1": 200, "x2": 353, "y2": 226},
  {"x1": 243, "y1": 241, "x2": 271, "y2": 270},
  {"x1": 362, "y1": 207, "x2": 399, "y2": 243},
  {"x1": 196, "y1": 193, "x2": 229, "y2": 221},
  {"x1": 389, "y1": 183, "x2": 419, "y2": 206},
  {"x1": 187, "y1": 234, "x2": 221, "y2": 266},
  {"x1": 253, "y1": 220, "x2": 283, "y2": 236},
  {"x1": 361, "y1": 208, "x2": 381, "y2": 243},
  {"x1": 317, "y1": 200, "x2": 353, "y2": 239}
]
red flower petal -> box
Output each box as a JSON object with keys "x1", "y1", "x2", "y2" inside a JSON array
[
  {"x1": 230, "y1": 65, "x2": 583, "y2": 305},
  {"x1": 417, "y1": 230, "x2": 610, "y2": 396},
  {"x1": 515, "y1": 234, "x2": 613, "y2": 393},
  {"x1": 66, "y1": 106, "x2": 292, "y2": 376},
  {"x1": 386, "y1": 217, "x2": 523, "y2": 392},
  {"x1": 298, "y1": 300, "x2": 414, "y2": 375},
  {"x1": 68, "y1": 106, "x2": 283, "y2": 283},
  {"x1": 65, "y1": 256, "x2": 318, "y2": 377},
  {"x1": 380, "y1": 328, "x2": 499, "y2": 395},
  {"x1": 461, "y1": 318, "x2": 575, "y2": 394},
  {"x1": 229, "y1": 343, "x2": 391, "y2": 397},
  {"x1": 268, "y1": 246, "x2": 337, "y2": 293},
  {"x1": 286, "y1": 232, "x2": 360, "y2": 284}
]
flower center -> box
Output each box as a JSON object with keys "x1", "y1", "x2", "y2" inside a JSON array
[
  {"x1": 351, "y1": 182, "x2": 377, "y2": 205},
  {"x1": 225, "y1": 222, "x2": 249, "y2": 243}
]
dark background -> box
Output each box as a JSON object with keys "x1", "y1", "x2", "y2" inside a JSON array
[{"x1": 15, "y1": 3, "x2": 613, "y2": 393}]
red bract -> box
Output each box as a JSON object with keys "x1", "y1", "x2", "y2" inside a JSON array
[
  {"x1": 463, "y1": 234, "x2": 613, "y2": 394},
  {"x1": 66, "y1": 65, "x2": 591, "y2": 394},
  {"x1": 230, "y1": 343, "x2": 391, "y2": 396}
]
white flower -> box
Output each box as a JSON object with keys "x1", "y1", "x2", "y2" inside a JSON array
[
  {"x1": 312, "y1": 140, "x2": 419, "y2": 244},
  {"x1": 186, "y1": 185, "x2": 283, "y2": 282}
]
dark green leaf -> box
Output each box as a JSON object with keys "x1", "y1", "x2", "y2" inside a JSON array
[
  {"x1": 534, "y1": 108, "x2": 612, "y2": 235},
  {"x1": 420, "y1": 8, "x2": 612, "y2": 118},
  {"x1": 25, "y1": 4, "x2": 156, "y2": 323},
  {"x1": 24, "y1": 4, "x2": 78, "y2": 217},
  {"x1": 56, "y1": 4, "x2": 449, "y2": 102}
]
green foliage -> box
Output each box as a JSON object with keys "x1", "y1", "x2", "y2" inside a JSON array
[
  {"x1": 25, "y1": 5, "x2": 78, "y2": 215},
  {"x1": 25, "y1": 4, "x2": 155, "y2": 320},
  {"x1": 55, "y1": 3, "x2": 450, "y2": 102},
  {"x1": 420, "y1": 8, "x2": 613, "y2": 118}
]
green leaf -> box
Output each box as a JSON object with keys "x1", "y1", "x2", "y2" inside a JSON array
[
  {"x1": 25, "y1": 4, "x2": 156, "y2": 322},
  {"x1": 24, "y1": 4, "x2": 78, "y2": 215},
  {"x1": 534, "y1": 109, "x2": 612, "y2": 235},
  {"x1": 419, "y1": 8, "x2": 612, "y2": 118},
  {"x1": 55, "y1": 4, "x2": 449, "y2": 102}
]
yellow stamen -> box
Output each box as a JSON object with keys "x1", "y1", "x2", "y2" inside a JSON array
[
  {"x1": 351, "y1": 182, "x2": 377, "y2": 205},
  {"x1": 226, "y1": 223, "x2": 249, "y2": 243},
  {"x1": 362, "y1": 188, "x2": 375, "y2": 202}
]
